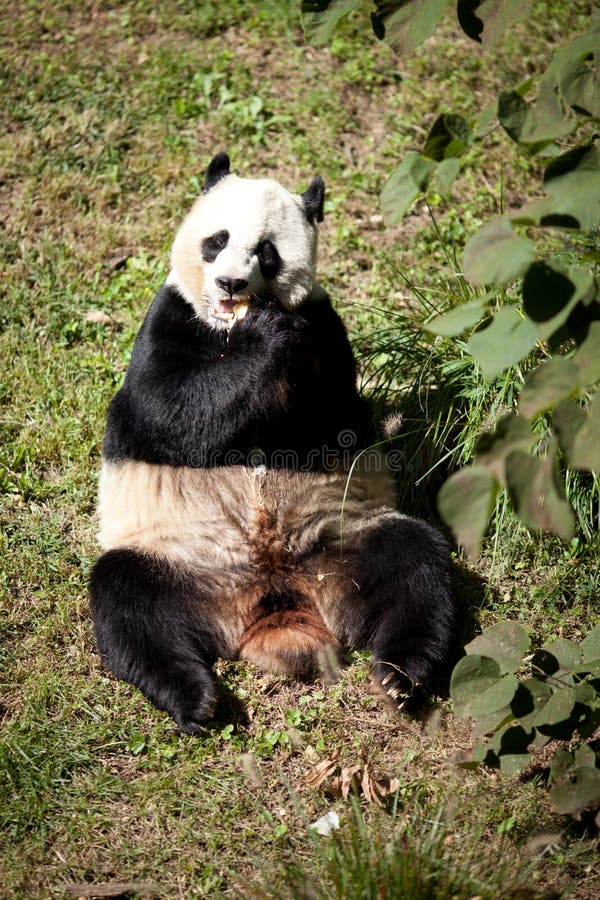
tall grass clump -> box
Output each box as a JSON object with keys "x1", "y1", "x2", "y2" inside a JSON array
[{"x1": 253, "y1": 791, "x2": 536, "y2": 900}]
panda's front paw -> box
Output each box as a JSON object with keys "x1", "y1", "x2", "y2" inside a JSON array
[{"x1": 236, "y1": 297, "x2": 309, "y2": 342}]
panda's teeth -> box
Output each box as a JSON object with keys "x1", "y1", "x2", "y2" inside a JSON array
[{"x1": 210, "y1": 297, "x2": 251, "y2": 322}]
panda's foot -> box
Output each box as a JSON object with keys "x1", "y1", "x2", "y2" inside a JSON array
[
  {"x1": 133, "y1": 662, "x2": 218, "y2": 735},
  {"x1": 371, "y1": 661, "x2": 427, "y2": 715}
]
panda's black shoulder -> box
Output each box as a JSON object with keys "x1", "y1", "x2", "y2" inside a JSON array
[
  {"x1": 297, "y1": 288, "x2": 358, "y2": 381},
  {"x1": 127, "y1": 284, "x2": 224, "y2": 379},
  {"x1": 298, "y1": 286, "x2": 345, "y2": 330}
]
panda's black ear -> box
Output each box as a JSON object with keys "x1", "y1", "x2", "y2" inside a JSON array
[
  {"x1": 302, "y1": 176, "x2": 325, "y2": 224},
  {"x1": 204, "y1": 152, "x2": 231, "y2": 192}
]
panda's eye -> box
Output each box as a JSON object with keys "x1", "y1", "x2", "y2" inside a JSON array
[
  {"x1": 201, "y1": 230, "x2": 229, "y2": 262},
  {"x1": 256, "y1": 239, "x2": 281, "y2": 279}
]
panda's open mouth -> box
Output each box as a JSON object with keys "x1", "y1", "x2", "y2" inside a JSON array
[{"x1": 209, "y1": 297, "x2": 251, "y2": 323}]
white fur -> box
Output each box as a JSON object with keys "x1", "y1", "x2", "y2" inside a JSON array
[{"x1": 167, "y1": 175, "x2": 318, "y2": 320}]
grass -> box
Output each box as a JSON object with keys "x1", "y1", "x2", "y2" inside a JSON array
[{"x1": 1, "y1": 0, "x2": 599, "y2": 897}]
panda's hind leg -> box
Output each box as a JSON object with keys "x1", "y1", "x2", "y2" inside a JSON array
[
  {"x1": 318, "y1": 515, "x2": 459, "y2": 709},
  {"x1": 89, "y1": 549, "x2": 225, "y2": 734}
]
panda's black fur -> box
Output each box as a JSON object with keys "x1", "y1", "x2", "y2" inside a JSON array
[
  {"x1": 90, "y1": 153, "x2": 459, "y2": 734},
  {"x1": 102, "y1": 283, "x2": 371, "y2": 469}
]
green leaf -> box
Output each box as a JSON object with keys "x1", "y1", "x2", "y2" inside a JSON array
[
  {"x1": 559, "y1": 55, "x2": 600, "y2": 118},
  {"x1": 498, "y1": 752, "x2": 532, "y2": 776},
  {"x1": 301, "y1": 0, "x2": 361, "y2": 45},
  {"x1": 569, "y1": 393, "x2": 600, "y2": 472},
  {"x1": 550, "y1": 765, "x2": 600, "y2": 819},
  {"x1": 512, "y1": 677, "x2": 553, "y2": 723},
  {"x1": 472, "y1": 707, "x2": 514, "y2": 739},
  {"x1": 426, "y1": 295, "x2": 490, "y2": 337},
  {"x1": 435, "y1": 157, "x2": 461, "y2": 194},
  {"x1": 371, "y1": 0, "x2": 452, "y2": 55},
  {"x1": 475, "y1": 414, "x2": 535, "y2": 482},
  {"x1": 437, "y1": 465, "x2": 498, "y2": 559},
  {"x1": 549, "y1": 748, "x2": 576, "y2": 783},
  {"x1": 423, "y1": 114, "x2": 472, "y2": 161},
  {"x1": 553, "y1": 399, "x2": 587, "y2": 464},
  {"x1": 533, "y1": 686, "x2": 576, "y2": 729},
  {"x1": 463, "y1": 216, "x2": 535, "y2": 285},
  {"x1": 380, "y1": 151, "x2": 437, "y2": 223},
  {"x1": 573, "y1": 321, "x2": 600, "y2": 384},
  {"x1": 513, "y1": 143, "x2": 600, "y2": 231},
  {"x1": 475, "y1": 722, "x2": 534, "y2": 774},
  {"x1": 541, "y1": 638, "x2": 582, "y2": 671},
  {"x1": 582, "y1": 625, "x2": 600, "y2": 663},
  {"x1": 522, "y1": 261, "x2": 594, "y2": 342},
  {"x1": 573, "y1": 744, "x2": 599, "y2": 768},
  {"x1": 555, "y1": 392, "x2": 600, "y2": 472},
  {"x1": 546, "y1": 16, "x2": 600, "y2": 118},
  {"x1": 505, "y1": 447, "x2": 575, "y2": 538},
  {"x1": 126, "y1": 732, "x2": 147, "y2": 755},
  {"x1": 466, "y1": 308, "x2": 538, "y2": 380},
  {"x1": 498, "y1": 83, "x2": 575, "y2": 151},
  {"x1": 465, "y1": 621, "x2": 530, "y2": 675},
  {"x1": 570, "y1": 661, "x2": 600, "y2": 678},
  {"x1": 575, "y1": 683, "x2": 597, "y2": 706},
  {"x1": 473, "y1": 100, "x2": 497, "y2": 137},
  {"x1": 451, "y1": 654, "x2": 519, "y2": 718},
  {"x1": 457, "y1": 0, "x2": 533, "y2": 47},
  {"x1": 518, "y1": 357, "x2": 582, "y2": 419}
]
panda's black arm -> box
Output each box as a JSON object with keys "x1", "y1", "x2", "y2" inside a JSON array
[
  {"x1": 299, "y1": 295, "x2": 359, "y2": 391},
  {"x1": 298, "y1": 295, "x2": 374, "y2": 446},
  {"x1": 103, "y1": 286, "x2": 308, "y2": 465}
]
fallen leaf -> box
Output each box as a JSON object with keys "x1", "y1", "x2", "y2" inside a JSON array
[
  {"x1": 303, "y1": 753, "x2": 399, "y2": 806},
  {"x1": 329, "y1": 764, "x2": 361, "y2": 799},
  {"x1": 103, "y1": 249, "x2": 134, "y2": 272},
  {"x1": 302, "y1": 748, "x2": 341, "y2": 788},
  {"x1": 360, "y1": 766, "x2": 399, "y2": 807}
]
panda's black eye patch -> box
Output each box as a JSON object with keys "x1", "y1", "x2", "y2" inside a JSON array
[
  {"x1": 256, "y1": 239, "x2": 281, "y2": 279},
  {"x1": 201, "y1": 230, "x2": 229, "y2": 262}
]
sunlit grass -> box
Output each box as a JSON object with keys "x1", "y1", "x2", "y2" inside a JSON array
[{"x1": 1, "y1": 1, "x2": 598, "y2": 897}]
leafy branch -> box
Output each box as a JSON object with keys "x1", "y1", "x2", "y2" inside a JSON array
[
  {"x1": 451, "y1": 621, "x2": 600, "y2": 823},
  {"x1": 302, "y1": 1, "x2": 600, "y2": 557}
]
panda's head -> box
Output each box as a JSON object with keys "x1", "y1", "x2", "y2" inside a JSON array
[{"x1": 168, "y1": 152, "x2": 325, "y2": 327}]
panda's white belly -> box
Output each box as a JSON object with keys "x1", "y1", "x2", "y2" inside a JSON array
[{"x1": 97, "y1": 457, "x2": 397, "y2": 570}]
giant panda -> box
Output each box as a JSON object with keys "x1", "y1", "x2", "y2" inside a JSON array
[{"x1": 89, "y1": 152, "x2": 459, "y2": 734}]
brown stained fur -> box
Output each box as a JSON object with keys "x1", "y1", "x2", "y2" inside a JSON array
[
  {"x1": 239, "y1": 506, "x2": 339, "y2": 672},
  {"x1": 97, "y1": 458, "x2": 398, "y2": 673}
]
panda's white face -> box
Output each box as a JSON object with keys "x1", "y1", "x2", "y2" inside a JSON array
[{"x1": 168, "y1": 174, "x2": 319, "y2": 327}]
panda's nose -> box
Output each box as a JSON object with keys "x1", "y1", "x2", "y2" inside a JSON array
[{"x1": 215, "y1": 277, "x2": 248, "y2": 296}]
